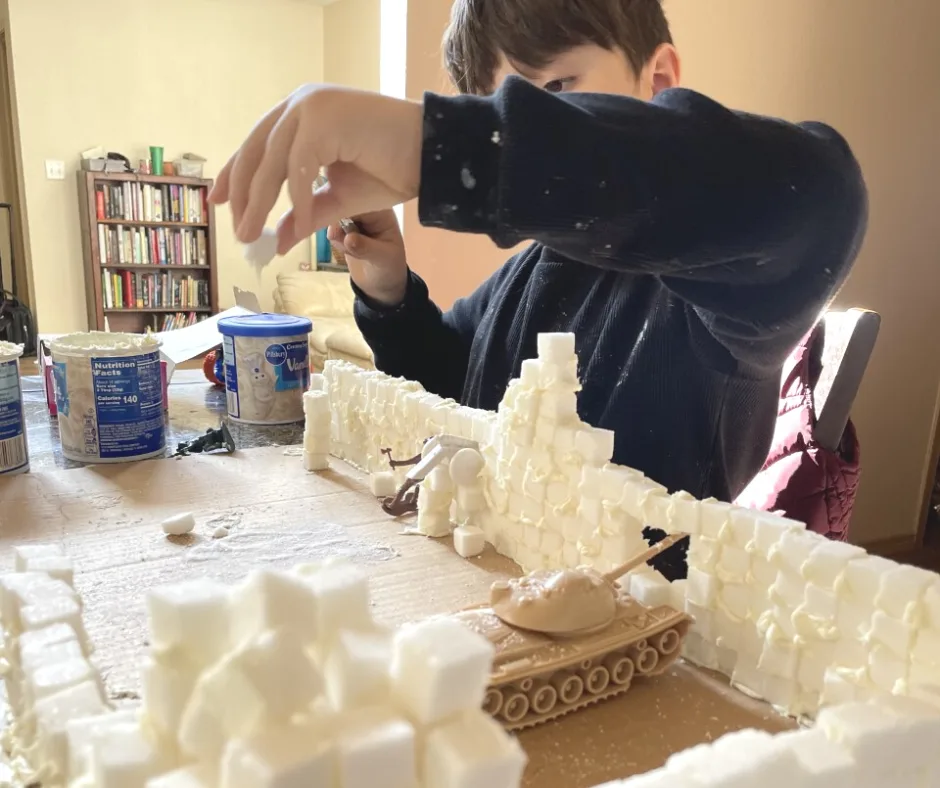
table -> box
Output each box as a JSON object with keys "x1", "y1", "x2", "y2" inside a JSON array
[
  {"x1": 0, "y1": 448, "x2": 794, "y2": 787},
  {"x1": 19, "y1": 370, "x2": 302, "y2": 471}
]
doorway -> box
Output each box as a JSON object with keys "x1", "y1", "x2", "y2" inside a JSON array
[{"x1": 0, "y1": 28, "x2": 30, "y2": 311}]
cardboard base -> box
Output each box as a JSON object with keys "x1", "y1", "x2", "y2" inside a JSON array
[{"x1": 0, "y1": 447, "x2": 794, "y2": 787}]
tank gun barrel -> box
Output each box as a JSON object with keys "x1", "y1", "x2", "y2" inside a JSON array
[{"x1": 602, "y1": 532, "x2": 689, "y2": 584}]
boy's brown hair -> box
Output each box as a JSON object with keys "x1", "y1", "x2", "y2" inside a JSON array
[{"x1": 443, "y1": 0, "x2": 673, "y2": 95}]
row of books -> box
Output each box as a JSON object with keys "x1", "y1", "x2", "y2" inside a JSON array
[
  {"x1": 95, "y1": 181, "x2": 208, "y2": 225},
  {"x1": 157, "y1": 312, "x2": 206, "y2": 332},
  {"x1": 96, "y1": 224, "x2": 208, "y2": 267},
  {"x1": 101, "y1": 271, "x2": 210, "y2": 311}
]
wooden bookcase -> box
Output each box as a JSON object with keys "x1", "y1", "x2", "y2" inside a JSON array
[{"x1": 77, "y1": 171, "x2": 219, "y2": 333}]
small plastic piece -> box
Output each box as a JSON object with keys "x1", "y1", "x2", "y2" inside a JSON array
[
  {"x1": 449, "y1": 448, "x2": 485, "y2": 487},
  {"x1": 162, "y1": 512, "x2": 196, "y2": 536}
]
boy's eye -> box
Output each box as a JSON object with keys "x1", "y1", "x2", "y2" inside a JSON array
[{"x1": 543, "y1": 77, "x2": 577, "y2": 93}]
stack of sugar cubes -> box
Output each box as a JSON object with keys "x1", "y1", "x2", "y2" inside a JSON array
[
  {"x1": 0, "y1": 543, "x2": 107, "y2": 784},
  {"x1": 482, "y1": 332, "x2": 651, "y2": 573},
  {"x1": 1, "y1": 543, "x2": 527, "y2": 787},
  {"x1": 302, "y1": 374, "x2": 330, "y2": 472}
]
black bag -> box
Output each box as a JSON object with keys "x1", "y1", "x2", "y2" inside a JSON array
[
  {"x1": 0, "y1": 290, "x2": 34, "y2": 354},
  {"x1": 0, "y1": 202, "x2": 35, "y2": 354}
]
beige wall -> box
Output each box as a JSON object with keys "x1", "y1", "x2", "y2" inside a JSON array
[
  {"x1": 324, "y1": 0, "x2": 381, "y2": 90},
  {"x1": 400, "y1": 0, "x2": 940, "y2": 547},
  {"x1": 5, "y1": 0, "x2": 325, "y2": 333}
]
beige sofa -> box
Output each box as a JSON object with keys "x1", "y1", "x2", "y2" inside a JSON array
[{"x1": 272, "y1": 271, "x2": 374, "y2": 372}]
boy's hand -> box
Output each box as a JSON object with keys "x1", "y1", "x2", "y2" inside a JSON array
[
  {"x1": 327, "y1": 210, "x2": 408, "y2": 306},
  {"x1": 209, "y1": 85, "x2": 424, "y2": 254}
]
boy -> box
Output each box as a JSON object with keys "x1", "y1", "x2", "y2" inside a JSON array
[{"x1": 211, "y1": 0, "x2": 867, "y2": 577}]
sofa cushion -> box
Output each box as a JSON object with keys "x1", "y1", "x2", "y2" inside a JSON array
[
  {"x1": 309, "y1": 316, "x2": 356, "y2": 355},
  {"x1": 277, "y1": 271, "x2": 355, "y2": 318},
  {"x1": 328, "y1": 324, "x2": 374, "y2": 362}
]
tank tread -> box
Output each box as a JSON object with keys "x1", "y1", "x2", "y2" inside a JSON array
[{"x1": 489, "y1": 626, "x2": 687, "y2": 732}]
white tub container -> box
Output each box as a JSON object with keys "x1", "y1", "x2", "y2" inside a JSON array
[
  {"x1": 50, "y1": 332, "x2": 165, "y2": 464},
  {"x1": 218, "y1": 314, "x2": 313, "y2": 425},
  {"x1": 0, "y1": 341, "x2": 28, "y2": 476}
]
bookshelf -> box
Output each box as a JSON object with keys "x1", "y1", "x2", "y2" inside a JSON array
[{"x1": 77, "y1": 171, "x2": 219, "y2": 333}]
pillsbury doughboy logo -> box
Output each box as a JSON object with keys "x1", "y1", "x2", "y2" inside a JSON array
[{"x1": 264, "y1": 343, "x2": 288, "y2": 366}]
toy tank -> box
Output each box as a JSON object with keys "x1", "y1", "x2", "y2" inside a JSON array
[{"x1": 454, "y1": 533, "x2": 691, "y2": 731}]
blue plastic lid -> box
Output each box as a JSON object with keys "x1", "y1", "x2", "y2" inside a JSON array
[{"x1": 217, "y1": 313, "x2": 313, "y2": 338}]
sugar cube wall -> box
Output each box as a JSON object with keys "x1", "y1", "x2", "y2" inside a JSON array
[{"x1": 317, "y1": 333, "x2": 940, "y2": 725}]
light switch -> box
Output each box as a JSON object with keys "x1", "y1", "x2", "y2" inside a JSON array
[{"x1": 45, "y1": 160, "x2": 65, "y2": 180}]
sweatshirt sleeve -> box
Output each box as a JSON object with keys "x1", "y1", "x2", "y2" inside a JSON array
[
  {"x1": 352, "y1": 265, "x2": 503, "y2": 402},
  {"x1": 418, "y1": 77, "x2": 868, "y2": 365}
]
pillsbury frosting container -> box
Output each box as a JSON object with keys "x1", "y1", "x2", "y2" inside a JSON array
[
  {"x1": 218, "y1": 314, "x2": 313, "y2": 425},
  {"x1": 0, "y1": 341, "x2": 28, "y2": 476},
  {"x1": 50, "y1": 332, "x2": 165, "y2": 464}
]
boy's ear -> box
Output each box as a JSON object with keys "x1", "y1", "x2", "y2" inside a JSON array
[{"x1": 647, "y1": 43, "x2": 681, "y2": 96}]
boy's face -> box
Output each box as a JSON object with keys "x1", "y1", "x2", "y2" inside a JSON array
[{"x1": 490, "y1": 43, "x2": 680, "y2": 100}]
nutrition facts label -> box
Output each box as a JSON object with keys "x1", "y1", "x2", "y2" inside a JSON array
[
  {"x1": 90, "y1": 350, "x2": 165, "y2": 460},
  {"x1": 0, "y1": 360, "x2": 27, "y2": 473},
  {"x1": 222, "y1": 335, "x2": 239, "y2": 419}
]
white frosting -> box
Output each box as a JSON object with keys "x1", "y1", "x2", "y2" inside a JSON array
[
  {"x1": 49, "y1": 331, "x2": 160, "y2": 356},
  {"x1": 0, "y1": 341, "x2": 24, "y2": 361}
]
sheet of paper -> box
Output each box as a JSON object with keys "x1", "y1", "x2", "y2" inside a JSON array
[{"x1": 155, "y1": 305, "x2": 255, "y2": 379}]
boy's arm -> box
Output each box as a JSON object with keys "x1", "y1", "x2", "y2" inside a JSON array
[
  {"x1": 352, "y1": 264, "x2": 502, "y2": 401},
  {"x1": 419, "y1": 77, "x2": 868, "y2": 369}
]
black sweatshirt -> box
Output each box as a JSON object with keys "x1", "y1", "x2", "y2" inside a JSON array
[{"x1": 353, "y1": 77, "x2": 867, "y2": 574}]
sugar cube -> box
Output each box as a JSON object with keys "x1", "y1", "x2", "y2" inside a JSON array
[
  {"x1": 303, "y1": 451, "x2": 329, "y2": 472},
  {"x1": 146, "y1": 766, "x2": 216, "y2": 788},
  {"x1": 34, "y1": 680, "x2": 106, "y2": 780},
  {"x1": 26, "y1": 656, "x2": 99, "y2": 707},
  {"x1": 189, "y1": 629, "x2": 321, "y2": 739},
  {"x1": 369, "y1": 471, "x2": 398, "y2": 498},
  {"x1": 802, "y1": 540, "x2": 866, "y2": 587},
  {"x1": 141, "y1": 653, "x2": 199, "y2": 740},
  {"x1": 146, "y1": 579, "x2": 232, "y2": 666},
  {"x1": 243, "y1": 228, "x2": 278, "y2": 268},
  {"x1": 231, "y1": 568, "x2": 320, "y2": 646},
  {"x1": 22, "y1": 555, "x2": 75, "y2": 586},
  {"x1": 20, "y1": 596, "x2": 85, "y2": 643},
  {"x1": 391, "y1": 617, "x2": 494, "y2": 725},
  {"x1": 629, "y1": 572, "x2": 672, "y2": 608},
  {"x1": 13, "y1": 543, "x2": 65, "y2": 571},
  {"x1": 66, "y1": 709, "x2": 140, "y2": 782},
  {"x1": 454, "y1": 525, "x2": 486, "y2": 559},
  {"x1": 220, "y1": 720, "x2": 333, "y2": 788},
  {"x1": 89, "y1": 722, "x2": 172, "y2": 788},
  {"x1": 875, "y1": 563, "x2": 935, "y2": 619},
  {"x1": 323, "y1": 629, "x2": 392, "y2": 710},
  {"x1": 424, "y1": 711, "x2": 527, "y2": 788},
  {"x1": 574, "y1": 427, "x2": 615, "y2": 466},
  {"x1": 336, "y1": 708, "x2": 416, "y2": 788},
  {"x1": 301, "y1": 560, "x2": 372, "y2": 643},
  {"x1": 536, "y1": 332, "x2": 575, "y2": 363}
]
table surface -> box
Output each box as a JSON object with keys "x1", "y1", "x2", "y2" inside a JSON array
[
  {"x1": 0, "y1": 447, "x2": 793, "y2": 788},
  {"x1": 20, "y1": 370, "x2": 303, "y2": 471}
]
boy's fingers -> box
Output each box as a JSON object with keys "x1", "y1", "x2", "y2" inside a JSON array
[
  {"x1": 326, "y1": 224, "x2": 345, "y2": 243},
  {"x1": 237, "y1": 111, "x2": 298, "y2": 243},
  {"x1": 343, "y1": 233, "x2": 397, "y2": 264},
  {"x1": 286, "y1": 125, "x2": 320, "y2": 241},
  {"x1": 229, "y1": 102, "x2": 288, "y2": 235},
  {"x1": 208, "y1": 155, "x2": 234, "y2": 205},
  {"x1": 274, "y1": 210, "x2": 305, "y2": 256}
]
